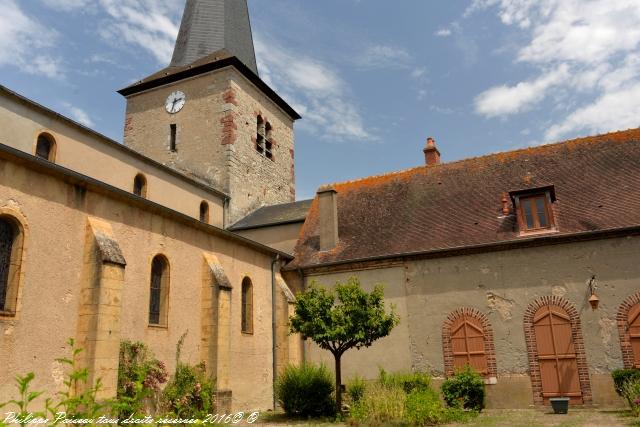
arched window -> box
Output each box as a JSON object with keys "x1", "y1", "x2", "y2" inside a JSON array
[
  {"x1": 442, "y1": 308, "x2": 496, "y2": 377},
  {"x1": 241, "y1": 277, "x2": 253, "y2": 334},
  {"x1": 133, "y1": 174, "x2": 147, "y2": 198},
  {"x1": 199, "y1": 201, "x2": 209, "y2": 223},
  {"x1": 256, "y1": 115, "x2": 266, "y2": 155},
  {"x1": 148, "y1": 255, "x2": 169, "y2": 326},
  {"x1": 618, "y1": 291, "x2": 640, "y2": 368},
  {"x1": 35, "y1": 133, "x2": 56, "y2": 161},
  {"x1": 0, "y1": 216, "x2": 24, "y2": 314}
]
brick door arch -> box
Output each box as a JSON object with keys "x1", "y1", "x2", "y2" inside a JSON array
[
  {"x1": 442, "y1": 307, "x2": 497, "y2": 377},
  {"x1": 617, "y1": 291, "x2": 640, "y2": 368},
  {"x1": 524, "y1": 296, "x2": 592, "y2": 405}
]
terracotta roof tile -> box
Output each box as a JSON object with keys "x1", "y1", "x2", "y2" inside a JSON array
[{"x1": 289, "y1": 128, "x2": 640, "y2": 268}]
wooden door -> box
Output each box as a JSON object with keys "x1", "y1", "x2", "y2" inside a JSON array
[
  {"x1": 533, "y1": 304, "x2": 582, "y2": 403},
  {"x1": 629, "y1": 303, "x2": 640, "y2": 368},
  {"x1": 450, "y1": 314, "x2": 488, "y2": 374}
]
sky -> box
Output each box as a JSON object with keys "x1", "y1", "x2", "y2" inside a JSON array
[{"x1": 2, "y1": 0, "x2": 640, "y2": 200}]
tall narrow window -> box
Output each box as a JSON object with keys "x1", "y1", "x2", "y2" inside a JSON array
[
  {"x1": 199, "y1": 201, "x2": 209, "y2": 223},
  {"x1": 149, "y1": 255, "x2": 169, "y2": 326},
  {"x1": 0, "y1": 216, "x2": 23, "y2": 314},
  {"x1": 169, "y1": 124, "x2": 177, "y2": 152},
  {"x1": 265, "y1": 122, "x2": 273, "y2": 160},
  {"x1": 256, "y1": 115, "x2": 265, "y2": 155},
  {"x1": 35, "y1": 133, "x2": 56, "y2": 161},
  {"x1": 241, "y1": 277, "x2": 253, "y2": 334},
  {"x1": 133, "y1": 174, "x2": 147, "y2": 198}
]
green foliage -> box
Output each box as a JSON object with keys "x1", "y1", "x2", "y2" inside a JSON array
[
  {"x1": 346, "y1": 375, "x2": 366, "y2": 404},
  {"x1": 612, "y1": 368, "x2": 640, "y2": 396},
  {"x1": 405, "y1": 388, "x2": 447, "y2": 425},
  {"x1": 276, "y1": 363, "x2": 335, "y2": 417},
  {"x1": 290, "y1": 278, "x2": 399, "y2": 354},
  {"x1": 47, "y1": 338, "x2": 105, "y2": 422},
  {"x1": 441, "y1": 365, "x2": 485, "y2": 411},
  {"x1": 349, "y1": 382, "x2": 406, "y2": 425},
  {"x1": 0, "y1": 373, "x2": 46, "y2": 427},
  {"x1": 621, "y1": 378, "x2": 640, "y2": 417},
  {"x1": 161, "y1": 332, "x2": 216, "y2": 419},
  {"x1": 378, "y1": 368, "x2": 431, "y2": 394},
  {"x1": 113, "y1": 340, "x2": 168, "y2": 418},
  {"x1": 289, "y1": 277, "x2": 399, "y2": 411}
]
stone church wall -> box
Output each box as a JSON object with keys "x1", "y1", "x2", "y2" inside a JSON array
[
  {"x1": 303, "y1": 236, "x2": 640, "y2": 408},
  {"x1": 0, "y1": 152, "x2": 285, "y2": 411}
]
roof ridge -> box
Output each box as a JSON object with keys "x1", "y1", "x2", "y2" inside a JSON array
[{"x1": 322, "y1": 127, "x2": 640, "y2": 190}]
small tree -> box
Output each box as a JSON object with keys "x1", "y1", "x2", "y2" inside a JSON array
[{"x1": 289, "y1": 277, "x2": 399, "y2": 413}]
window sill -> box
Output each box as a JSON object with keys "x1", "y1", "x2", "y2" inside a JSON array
[
  {"x1": 0, "y1": 310, "x2": 16, "y2": 319},
  {"x1": 241, "y1": 331, "x2": 254, "y2": 336},
  {"x1": 148, "y1": 324, "x2": 168, "y2": 330},
  {"x1": 518, "y1": 227, "x2": 558, "y2": 237}
]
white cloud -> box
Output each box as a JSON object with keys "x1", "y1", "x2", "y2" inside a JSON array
[
  {"x1": 62, "y1": 102, "x2": 94, "y2": 127},
  {"x1": 354, "y1": 44, "x2": 412, "y2": 69},
  {"x1": 475, "y1": 65, "x2": 568, "y2": 117},
  {"x1": 0, "y1": 0, "x2": 63, "y2": 78},
  {"x1": 41, "y1": 0, "x2": 91, "y2": 11},
  {"x1": 255, "y1": 35, "x2": 371, "y2": 142},
  {"x1": 470, "y1": 0, "x2": 640, "y2": 140},
  {"x1": 435, "y1": 28, "x2": 452, "y2": 37}
]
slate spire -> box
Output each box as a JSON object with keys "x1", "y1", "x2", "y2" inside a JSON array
[{"x1": 170, "y1": 0, "x2": 258, "y2": 75}]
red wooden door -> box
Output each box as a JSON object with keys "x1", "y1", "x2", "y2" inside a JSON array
[
  {"x1": 450, "y1": 314, "x2": 488, "y2": 374},
  {"x1": 629, "y1": 303, "x2": 640, "y2": 368},
  {"x1": 533, "y1": 305, "x2": 582, "y2": 403}
]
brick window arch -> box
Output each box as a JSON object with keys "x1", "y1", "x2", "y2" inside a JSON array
[
  {"x1": 442, "y1": 308, "x2": 497, "y2": 377},
  {"x1": 0, "y1": 215, "x2": 25, "y2": 315},
  {"x1": 617, "y1": 291, "x2": 640, "y2": 368},
  {"x1": 524, "y1": 296, "x2": 592, "y2": 405}
]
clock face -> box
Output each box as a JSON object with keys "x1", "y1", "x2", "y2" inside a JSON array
[{"x1": 165, "y1": 91, "x2": 186, "y2": 114}]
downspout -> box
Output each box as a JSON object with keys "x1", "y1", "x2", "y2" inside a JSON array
[
  {"x1": 271, "y1": 254, "x2": 280, "y2": 410},
  {"x1": 296, "y1": 268, "x2": 306, "y2": 363}
]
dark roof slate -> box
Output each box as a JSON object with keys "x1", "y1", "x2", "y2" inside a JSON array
[
  {"x1": 229, "y1": 199, "x2": 313, "y2": 231},
  {"x1": 170, "y1": 0, "x2": 258, "y2": 74},
  {"x1": 289, "y1": 128, "x2": 640, "y2": 269}
]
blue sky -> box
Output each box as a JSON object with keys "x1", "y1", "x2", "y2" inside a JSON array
[{"x1": 2, "y1": 0, "x2": 640, "y2": 200}]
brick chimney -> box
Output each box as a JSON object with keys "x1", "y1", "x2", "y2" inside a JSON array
[
  {"x1": 423, "y1": 137, "x2": 441, "y2": 166},
  {"x1": 317, "y1": 185, "x2": 339, "y2": 251}
]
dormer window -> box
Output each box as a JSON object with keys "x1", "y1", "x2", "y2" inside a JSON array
[{"x1": 509, "y1": 186, "x2": 557, "y2": 235}]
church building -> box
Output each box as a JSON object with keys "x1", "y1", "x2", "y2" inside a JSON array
[{"x1": 1, "y1": 0, "x2": 639, "y2": 411}]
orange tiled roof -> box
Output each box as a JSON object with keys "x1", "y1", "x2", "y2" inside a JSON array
[{"x1": 289, "y1": 128, "x2": 640, "y2": 268}]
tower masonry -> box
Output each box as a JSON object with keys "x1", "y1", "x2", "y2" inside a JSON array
[{"x1": 118, "y1": 0, "x2": 300, "y2": 225}]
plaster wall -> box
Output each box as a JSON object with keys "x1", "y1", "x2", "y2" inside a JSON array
[
  {"x1": 0, "y1": 157, "x2": 278, "y2": 410},
  {"x1": 303, "y1": 237, "x2": 640, "y2": 407},
  {"x1": 234, "y1": 222, "x2": 303, "y2": 254},
  {"x1": 0, "y1": 93, "x2": 225, "y2": 227}
]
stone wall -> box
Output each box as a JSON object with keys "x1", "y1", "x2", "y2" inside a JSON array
[
  {"x1": 122, "y1": 67, "x2": 296, "y2": 225},
  {"x1": 0, "y1": 154, "x2": 283, "y2": 411}
]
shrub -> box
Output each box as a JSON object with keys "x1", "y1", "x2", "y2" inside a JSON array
[
  {"x1": 405, "y1": 388, "x2": 447, "y2": 425},
  {"x1": 346, "y1": 375, "x2": 366, "y2": 404},
  {"x1": 622, "y1": 378, "x2": 640, "y2": 417},
  {"x1": 114, "y1": 340, "x2": 168, "y2": 418},
  {"x1": 276, "y1": 363, "x2": 335, "y2": 417},
  {"x1": 612, "y1": 368, "x2": 640, "y2": 396},
  {"x1": 441, "y1": 365, "x2": 485, "y2": 411},
  {"x1": 349, "y1": 381, "x2": 406, "y2": 425},
  {"x1": 162, "y1": 332, "x2": 216, "y2": 419},
  {"x1": 378, "y1": 368, "x2": 431, "y2": 394}
]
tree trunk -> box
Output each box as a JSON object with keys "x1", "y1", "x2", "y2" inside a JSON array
[{"x1": 334, "y1": 352, "x2": 342, "y2": 414}]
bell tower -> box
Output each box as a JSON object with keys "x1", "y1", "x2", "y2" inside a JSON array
[{"x1": 118, "y1": 0, "x2": 300, "y2": 225}]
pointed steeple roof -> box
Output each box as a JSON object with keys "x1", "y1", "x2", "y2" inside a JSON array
[{"x1": 170, "y1": 0, "x2": 258, "y2": 75}]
